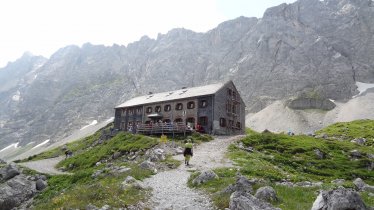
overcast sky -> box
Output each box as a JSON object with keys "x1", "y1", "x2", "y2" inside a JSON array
[{"x1": 0, "y1": 0, "x2": 296, "y2": 68}]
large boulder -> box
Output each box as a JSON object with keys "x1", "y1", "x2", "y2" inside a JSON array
[
  {"x1": 139, "y1": 160, "x2": 156, "y2": 173},
  {"x1": 354, "y1": 178, "x2": 374, "y2": 193},
  {"x1": 311, "y1": 188, "x2": 367, "y2": 210},
  {"x1": 192, "y1": 170, "x2": 218, "y2": 185},
  {"x1": 35, "y1": 179, "x2": 48, "y2": 191},
  {"x1": 0, "y1": 164, "x2": 20, "y2": 181},
  {"x1": 0, "y1": 174, "x2": 36, "y2": 210},
  {"x1": 224, "y1": 175, "x2": 254, "y2": 194},
  {"x1": 229, "y1": 191, "x2": 280, "y2": 210},
  {"x1": 121, "y1": 176, "x2": 144, "y2": 190},
  {"x1": 255, "y1": 186, "x2": 278, "y2": 202}
]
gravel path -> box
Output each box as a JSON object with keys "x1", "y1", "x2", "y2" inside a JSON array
[
  {"x1": 143, "y1": 135, "x2": 245, "y2": 210},
  {"x1": 18, "y1": 156, "x2": 69, "y2": 175}
]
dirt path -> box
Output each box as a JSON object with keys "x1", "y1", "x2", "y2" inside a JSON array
[
  {"x1": 18, "y1": 156, "x2": 69, "y2": 175},
  {"x1": 143, "y1": 135, "x2": 244, "y2": 210}
]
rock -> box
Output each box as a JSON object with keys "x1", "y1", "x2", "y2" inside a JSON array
[
  {"x1": 223, "y1": 175, "x2": 254, "y2": 194},
  {"x1": 0, "y1": 164, "x2": 20, "y2": 181},
  {"x1": 296, "y1": 181, "x2": 323, "y2": 188},
  {"x1": 331, "y1": 179, "x2": 345, "y2": 186},
  {"x1": 363, "y1": 185, "x2": 374, "y2": 193},
  {"x1": 311, "y1": 188, "x2": 368, "y2": 210},
  {"x1": 229, "y1": 191, "x2": 280, "y2": 210},
  {"x1": 350, "y1": 150, "x2": 362, "y2": 159},
  {"x1": 0, "y1": 159, "x2": 6, "y2": 164},
  {"x1": 86, "y1": 204, "x2": 99, "y2": 210},
  {"x1": 0, "y1": 174, "x2": 37, "y2": 210},
  {"x1": 350, "y1": 138, "x2": 366, "y2": 145},
  {"x1": 354, "y1": 178, "x2": 367, "y2": 190},
  {"x1": 99, "y1": 204, "x2": 111, "y2": 210},
  {"x1": 96, "y1": 162, "x2": 101, "y2": 166},
  {"x1": 112, "y1": 151, "x2": 121, "y2": 159},
  {"x1": 117, "y1": 166, "x2": 131, "y2": 174},
  {"x1": 192, "y1": 170, "x2": 218, "y2": 185},
  {"x1": 139, "y1": 160, "x2": 156, "y2": 171},
  {"x1": 314, "y1": 149, "x2": 325, "y2": 159},
  {"x1": 121, "y1": 176, "x2": 144, "y2": 190},
  {"x1": 175, "y1": 147, "x2": 184, "y2": 155},
  {"x1": 35, "y1": 179, "x2": 48, "y2": 191},
  {"x1": 255, "y1": 186, "x2": 278, "y2": 202},
  {"x1": 238, "y1": 142, "x2": 254, "y2": 152}
]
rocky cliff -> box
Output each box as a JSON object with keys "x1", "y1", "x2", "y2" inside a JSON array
[{"x1": 1, "y1": 0, "x2": 374, "y2": 150}]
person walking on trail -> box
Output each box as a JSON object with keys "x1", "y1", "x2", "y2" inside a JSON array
[{"x1": 183, "y1": 139, "x2": 193, "y2": 166}]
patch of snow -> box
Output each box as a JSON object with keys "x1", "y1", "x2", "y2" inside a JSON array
[
  {"x1": 31, "y1": 139, "x2": 50, "y2": 149},
  {"x1": 353, "y1": 82, "x2": 374, "y2": 98},
  {"x1": 333, "y1": 52, "x2": 341, "y2": 59},
  {"x1": 80, "y1": 120, "x2": 98, "y2": 130},
  {"x1": 229, "y1": 66, "x2": 239, "y2": 73},
  {"x1": 34, "y1": 74, "x2": 38, "y2": 79},
  {"x1": 12, "y1": 90, "x2": 21, "y2": 101},
  {"x1": 329, "y1": 99, "x2": 335, "y2": 102},
  {"x1": 106, "y1": 117, "x2": 114, "y2": 123},
  {"x1": 315, "y1": 36, "x2": 322, "y2": 43},
  {"x1": 0, "y1": 142, "x2": 19, "y2": 152}
]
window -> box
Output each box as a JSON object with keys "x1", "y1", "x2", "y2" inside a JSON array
[
  {"x1": 199, "y1": 116, "x2": 208, "y2": 126},
  {"x1": 229, "y1": 120, "x2": 233, "y2": 128},
  {"x1": 233, "y1": 91, "x2": 237, "y2": 99},
  {"x1": 228, "y1": 88, "x2": 232, "y2": 96},
  {"x1": 155, "y1": 106, "x2": 161, "y2": 113},
  {"x1": 146, "y1": 107, "x2": 152, "y2": 113},
  {"x1": 164, "y1": 104, "x2": 171, "y2": 112},
  {"x1": 176, "y1": 103, "x2": 183, "y2": 110},
  {"x1": 128, "y1": 108, "x2": 133, "y2": 115},
  {"x1": 187, "y1": 101, "x2": 195, "y2": 109},
  {"x1": 136, "y1": 108, "x2": 142, "y2": 113},
  {"x1": 200, "y1": 100, "x2": 207, "y2": 108},
  {"x1": 220, "y1": 118, "x2": 226, "y2": 127},
  {"x1": 232, "y1": 104, "x2": 236, "y2": 114},
  {"x1": 174, "y1": 118, "x2": 183, "y2": 123},
  {"x1": 236, "y1": 122, "x2": 241, "y2": 129}
]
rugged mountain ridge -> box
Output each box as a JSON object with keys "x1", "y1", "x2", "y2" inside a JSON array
[{"x1": 0, "y1": 0, "x2": 374, "y2": 149}]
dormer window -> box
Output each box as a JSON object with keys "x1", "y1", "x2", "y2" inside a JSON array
[
  {"x1": 146, "y1": 107, "x2": 152, "y2": 113},
  {"x1": 155, "y1": 106, "x2": 161, "y2": 113}
]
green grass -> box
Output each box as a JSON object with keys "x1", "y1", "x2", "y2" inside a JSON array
[
  {"x1": 30, "y1": 129, "x2": 158, "y2": 209},
  {"x1": 235, "y1": 132, "x2": 374, "y2": 183},
  {"x1": 189, "y1": 121, "x2": 374, "y2": 209},
  {"x1": 273, "y1": 185, "x2": 317, "y2": 210},
  {"x1": 57, "y1": 132, "x2": 158, "y2": 171},
  {"x1": 316, "y1": 119, "x2": 374, "y2": 146},
  {"x1": 188, "y1": 168, "x2": 237, "y2": 209},
  {"x1": 17, "y1": 123, "x2": 113, "y2": 163}
]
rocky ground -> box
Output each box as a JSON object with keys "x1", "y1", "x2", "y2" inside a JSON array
[
  {"x1": 246, "y1": 92, "x2": 374, "y2": 134},
  {"x1": 143, "y1": 135, "x2": 244, "y2": 210}
]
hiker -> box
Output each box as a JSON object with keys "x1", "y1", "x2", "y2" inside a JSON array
[{"x1": 183, "y1": 139, "x2": 193, "y2": 166}]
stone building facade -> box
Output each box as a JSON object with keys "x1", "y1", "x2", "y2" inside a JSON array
[{"x1": 114, "y1": 81, "x2": 245, "y2": 135}]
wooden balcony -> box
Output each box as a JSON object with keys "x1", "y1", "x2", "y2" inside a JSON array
[{"x1": 135, "y1": 122, "x2": 192, "y2": 135}]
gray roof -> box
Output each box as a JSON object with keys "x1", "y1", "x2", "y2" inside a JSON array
[{"x1": 115, "y1": 82, "x2": 226, "y2": 108}]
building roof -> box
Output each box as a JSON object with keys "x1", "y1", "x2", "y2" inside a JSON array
[{"x1": 115, "y1": 82, "x2": 227, "y2": 108}]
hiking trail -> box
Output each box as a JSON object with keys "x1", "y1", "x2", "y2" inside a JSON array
[{"x1": 143, "y1": 135, "x2": 244, "y2": 210}]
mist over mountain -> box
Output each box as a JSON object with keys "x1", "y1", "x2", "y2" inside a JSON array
[{"x1": 0, "y1": 0, "x2": 374, "y2": 149}]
